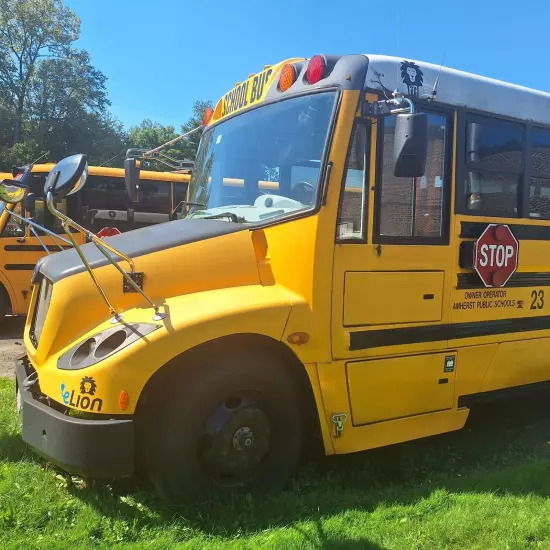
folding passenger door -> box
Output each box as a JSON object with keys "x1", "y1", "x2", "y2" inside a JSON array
[{"x1": 331, "y1": 107, "x2": 456, "y2": 427}]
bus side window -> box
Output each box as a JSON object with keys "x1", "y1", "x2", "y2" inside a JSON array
[
  {"x1": 173, "y1": 181, "x2": 189, "y2": 211},
  {"x1": 530, "y1": 127, "x2": 550, "y2": 219},
  {"x1": 378, "y1": 111, "x2": 449, "y2": 240},
  {"x1": 81, "y1": 175, "x2": 173, "y2": 231},
  {"x1": 336, "y1": 122, "x2": 368, "y2": 240},
  {"x1": 137, "y1": 179, "x2": 171, "y2": 216},
  {"x1": 81, "y1": 175, "x2": 133, "y2": 231},
  {"x1": 464, "y1": 116, "x2": 523, "y2": 216},
  {"x1": 29, "y1": 174, "x2": 46, "y2": 227}
]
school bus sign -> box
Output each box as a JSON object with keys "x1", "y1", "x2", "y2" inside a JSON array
[{"x1": 474, "y1": 224, "x2": 519, "y2": 288}]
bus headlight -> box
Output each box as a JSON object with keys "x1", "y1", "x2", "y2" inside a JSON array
[{"x1": 57, "y1": 323, "x2": 160, "y2": 371}]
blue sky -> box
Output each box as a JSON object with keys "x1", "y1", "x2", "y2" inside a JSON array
[{"x1": 66, "y1": 0, "x2": 550, "y2": 130}]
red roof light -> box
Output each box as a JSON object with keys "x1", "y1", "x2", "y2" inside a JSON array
[{"x1": 306, "y1": 55, "x2": 326, "y2": 84}]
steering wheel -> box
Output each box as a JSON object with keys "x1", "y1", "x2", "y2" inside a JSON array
[
  {"x1": 294, "y1": 180, "x2": 316, "y2": 192},
  {"x1": 293, "y1": 180, "x2": 316, "y2": 205}
]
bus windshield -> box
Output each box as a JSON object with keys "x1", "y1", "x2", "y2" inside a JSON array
[{"x1": 186, "y1": 91, "x2": 337, "y2": 223}]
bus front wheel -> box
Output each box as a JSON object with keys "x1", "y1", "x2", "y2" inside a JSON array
[{"x1": 140, "y1": 351, "x2": 304, "y2": 501}]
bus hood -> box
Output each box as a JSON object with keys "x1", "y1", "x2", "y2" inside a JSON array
[
  {"x1": 31, "y1": 219, "x2": 260, "y2": 360},
  {"x1": 37, "y1": 219, "x2": 247, "y2": 283}
]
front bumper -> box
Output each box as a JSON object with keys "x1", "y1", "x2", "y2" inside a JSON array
[{"x1": 16, "y1": 355, "x2": 134, "y2": 478}]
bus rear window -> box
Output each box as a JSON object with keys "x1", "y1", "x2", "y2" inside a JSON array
[{"x1": 81, "y1": 175, "x2": 172, "y2": 231}]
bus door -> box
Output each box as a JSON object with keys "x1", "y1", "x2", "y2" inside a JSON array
[
  {"x1": 0, "y1": 173, "x2": 85, "y2": 315},
  {"x1": 331, "y1": 108, "x2": 455, "y2": 428}
]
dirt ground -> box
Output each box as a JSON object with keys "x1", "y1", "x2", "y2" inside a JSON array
[{"x1": 0, "y1": 317, "x2": 26, "y2": 379}]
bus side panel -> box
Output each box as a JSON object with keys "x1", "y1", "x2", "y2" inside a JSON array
[
  {"x1": 0, "y1": 268, "x2": 18, "y2": 314},
  {"x1": 455, "y1": 343, "x2": 498, "y2": 399},
  {"x1": 317, "y1": 360, "x2": 469, "y2": 455},
  {"x1": 0, "y1": 245, "x2": 45, "y2": 314},
  {"x1": 343, "y1": 271, "x2": 445, "y2": 326},
  {"x1": 346, "y1": 352, "x2": 456, "y2": 425},
  {"x1": 480, "y1": 337, "x2": 550, "y2": 392}
]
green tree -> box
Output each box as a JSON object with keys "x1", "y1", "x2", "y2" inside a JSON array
[
  {"x1": 127, "y1": 119, "x2": 187, "y2": 170},
  {"x1": 0, "y1": 0, "x2": 80, "y2": 145},
  {"x1": 0, "y1": 139, "x2": 42, "y2": 169},
  {"x1": 179, "y1": 100, "x2": 213, "y2": 160},
  {"x1": 0, "y1": 1, "x2": 126, "y2": 170},
  {"x1": 26, "y1": 51, "x2": 124, "y2": 164},
  {"x1": 128, "y1": 100, "x2": 212, "y2": 170},
  {"x1": 128, "y1": 119, "x2": 180, "y2": 153}
]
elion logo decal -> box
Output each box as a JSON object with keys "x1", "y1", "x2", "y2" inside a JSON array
[
  {"x1": 61, "y1": 376, "x2": 103, "y2": 412},
  {"x1": 80, "y1": 376, "x2": 97, "y2": 395},
  {"x1": 400, "y1": 60, "x2": 424, "y2": 96}
]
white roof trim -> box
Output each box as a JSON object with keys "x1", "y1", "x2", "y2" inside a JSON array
[{"x1": 364, "y1": 55, "x2": 550, "y2": 125}]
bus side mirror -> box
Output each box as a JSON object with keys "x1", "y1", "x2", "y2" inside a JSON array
[
  {"x1": 0, "y1": 180, "x2": 28, "y2": 204},
  {"x1": 393, "y1": 113, "x2": 428, "y2": 178},
  {"x1": 43, "y1": 154, "x2": 88, "y2": 198},
  {"x1": 124, "y1": 158, "x2": 140, "y2": 203},
  {"x1": 0, "y1": 163, "x2": 35, "y2": 204}
]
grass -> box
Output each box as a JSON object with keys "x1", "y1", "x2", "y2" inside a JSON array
[{"x1": 3, "y1": 379, "x2": 550, "y2": 549}]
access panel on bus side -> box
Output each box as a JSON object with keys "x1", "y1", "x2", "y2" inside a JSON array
[
  {"x1": 346, "y1": 352, "x2": 456, "y2": 425},
  {"x1": 343, "y1": 271, "x2": 444, "y2": 326}
]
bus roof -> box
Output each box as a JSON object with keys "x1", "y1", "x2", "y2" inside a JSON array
[
  {"x1": 210, "y1": 54, "x2": 550, "y2": 128},
  {"x1": 364, "y1": 54, "x2": 550, "y2": 126},
  {"x1": 27, "y1": 163, "x2": 190, "y2": 182}
]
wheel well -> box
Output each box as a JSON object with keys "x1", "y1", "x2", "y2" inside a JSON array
[
  {"x1": 135, "y1": 334, "x2": 322, "y2": 441},
  {"x1": 0, "y1": 283, "x2": 12, "y2": 315}
]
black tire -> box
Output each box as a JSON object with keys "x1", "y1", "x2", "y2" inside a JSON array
[{"x1": 138, "y1": 350, "x2": 304, "y2": 502}]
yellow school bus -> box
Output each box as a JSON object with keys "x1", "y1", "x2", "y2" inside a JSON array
[
  {"x1": 15, "y1": 54, "x2": 550, "y2": 501},
  {"x1": 0, "y1": 163, "x2": 189, "y2": 320}
]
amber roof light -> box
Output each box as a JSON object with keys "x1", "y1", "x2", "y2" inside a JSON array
[{"x1": 279, "y1": 64, "x2": 297, "y2": 92}]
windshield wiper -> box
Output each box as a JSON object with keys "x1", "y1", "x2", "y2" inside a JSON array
[
  {"x1": 171, "y1": 200, "x2": 207, "y2": 220},
  {"x1": 202, "y1": 212, "x2": 247, "y2": 223},
  {"x1": 174, "y1": 200, "x2": 207, "y2": 209}
]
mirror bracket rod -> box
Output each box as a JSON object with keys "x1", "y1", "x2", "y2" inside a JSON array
[
  {"x1": 46, "y1": 192, "x2": 167, "y2": 322},
  {"x1": 363, "y1": 90, "x2": 416, "y2": 117}
]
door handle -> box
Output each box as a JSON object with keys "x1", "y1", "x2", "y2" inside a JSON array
[{"x1": 423, "y1": 293, "x2": 435, "y2": 300}]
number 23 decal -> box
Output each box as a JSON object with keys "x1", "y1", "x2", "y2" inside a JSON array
[{"x1": 531, "y1": 290, "x2": 545, "y2": 310}]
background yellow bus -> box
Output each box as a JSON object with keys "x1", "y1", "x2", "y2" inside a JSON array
[{"x1": 0, "y1": 163, "x2": 189, "y2": 320}]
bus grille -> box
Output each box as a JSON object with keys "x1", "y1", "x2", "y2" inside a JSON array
[{"x1": 29, "y1": 278, "x2": 53, "y2": 348}]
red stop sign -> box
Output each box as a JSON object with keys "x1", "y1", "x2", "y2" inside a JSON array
[
  {"x1": 474, "y1": 224, "x2": 519, "y2": 287},
  {"x1": 97, "y1": 227, "x2": 121, "y2": 239}
]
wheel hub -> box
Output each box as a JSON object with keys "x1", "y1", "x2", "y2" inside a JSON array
[
  {"x1": 199, "y1": 392, "x2": 271, "y2": 484},
  {"x1": 233, "y1": 426, "x2": 255, "y2": 450}
]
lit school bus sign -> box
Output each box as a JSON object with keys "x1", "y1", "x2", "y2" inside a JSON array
[{"x1": 212, "y1": 59, "x2": 305, "y2": 123}]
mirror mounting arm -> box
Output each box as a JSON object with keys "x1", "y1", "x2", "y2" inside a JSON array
[
  {"x1": 362, "y1": 91, "x2": 416, "y2": 118},
  {"x1": 46, "y1": 190, "x2": 136, "y2": 273},
  {"x1": 61, "y1": 219, "x2": 121, "y2": 321},
  {"x1": 46, "y1": 192, "x2": 167, "y2": 322}
]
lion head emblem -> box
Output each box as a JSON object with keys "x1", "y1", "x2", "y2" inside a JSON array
[
  {"x1": 80, "y1": 376, "x2": 97, "y2": 396},
  {"x1": 400, "y1": 61, "x2": 424, "y2": 96}
]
